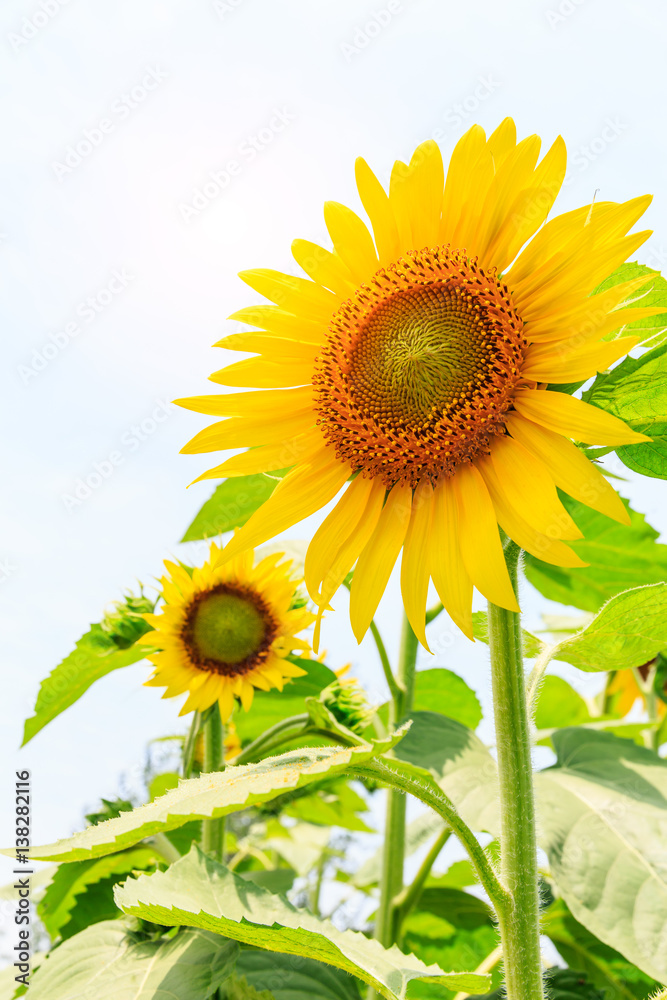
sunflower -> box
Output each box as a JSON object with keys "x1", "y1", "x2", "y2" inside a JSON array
[
  {"x1": 177, "y1": 119, "x2": 657, "y2": 648},
  {"x1": 139, "y1": 543, "x2": 313, "y2": 719}
]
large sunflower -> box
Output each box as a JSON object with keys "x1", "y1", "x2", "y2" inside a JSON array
[
  {"x1": 177, "y1": 119, "x2": 657, "y2": 648},
  {"x1": 139, "y1": 543, "x2": 313, "y2": 719}
]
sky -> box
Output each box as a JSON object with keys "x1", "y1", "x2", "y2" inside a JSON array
[{"x1": 1, "y1": 0, "x2": 667, "y2": 962}]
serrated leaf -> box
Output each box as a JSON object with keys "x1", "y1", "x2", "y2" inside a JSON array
[
  {"x1": 115, "y1": 847, "x2": 491, "y2": 1000},
  {"x1": 19, "y1": 734, "x2": 406, "y2": 863},
  {"x1": 594, "y1": 262, "x2": 667, "y2": 349},
  {"x1": 232, "y1": 949, "x2": 362, "y2": 1000},
  {"x1": 22, "y1": 625, "x2": 155, "y2": 745},
  {"x1": 552, "y1": 583, "x2": 667, "y2": 672},
  {"x1": 394, "y1": 712, "x2": 499, "y2": 834},
  {"x1": 412, "y1": 669, "x2": 482, "y2": 729},
  {"x1": 536, "y1": 727, "x2": 667, "y2": 982},
  {"x1": 582, "y1": 340, "x2": 667, "y2": 479},
  {"x1": 223, "y1": 974, "x2": 275, "y2": 1000},
  {"x1": 26, "y1": 921, "x2": 238, "y2": 999},
  {"x1": 543, "y1": 898, "x2": 660, "y2": 1000},
  {"x1": 472, "y1": 611, "x2": 543, "y2": 658},
  {"x1": 38, "y1": 846, "x2": 157, "y2": 939},
  {"x1": 524, "y1": 495, "x2": 667, "y2": 612},
  {"x1": 181, "y1": 474, "x2": 283, "y2": 542}
]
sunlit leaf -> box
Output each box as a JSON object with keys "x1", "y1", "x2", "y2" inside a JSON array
[
  {"x1": 536, "y1": 727, "x2": 667, "y2": 981},
  {"x1": 26, "y1": 921, "x2": 238, "y2": 999},
  {"x1": 115, "y1": 847, "x2": 491, "y2": 999},
  {"x1": 412, "y1": 669, "x2": 482, "y2": 729},
  {"x1": 232, "y1": 949, "x2": 362, "y2": 1000},
  {"x1": 181, "y1": 474, "x2": 284, "y2": 542},
  {"x1": 594, "y1": 262, "x2": 667, "y2": 349}
]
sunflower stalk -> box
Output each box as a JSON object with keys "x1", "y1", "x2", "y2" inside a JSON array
[
  {"x1": 488, "y1": 540, "x2": 544, "y2": 1000},
  {"x1": 372, "y1": 615, "x2": 418, "y2": 964},
  {"x1": 201, "y1": 703, "x2": 225, "y2": 862}
]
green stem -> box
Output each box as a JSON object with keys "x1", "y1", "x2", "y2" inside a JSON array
[
  {"x1": 233, "y1": 714, "x2": 310, "y2": 765},
  {"x1": 425, "y1": 601, "x2": 444, "y2": 625},
  {"x1": 487, "y1": 541, "x2": 544, "y2": 1000},
  {"x1": 373, "y1": 615, "x2": 418, "y2": 957},
  {"x1": 394, "y1": 826, "x2": 451, "y2": 942},
  {"x1": 201, "y1": 704, "x2": 225, "y2": 862},
  {"x1": 370, "y1": 620, "x2": 403, "y2": 705},
  {"x1": 182, "y1": 710, "x2": 202, "y2": 779},
  {"x1": 634, "y1": 664, "x2": 660, "y2": 751}
]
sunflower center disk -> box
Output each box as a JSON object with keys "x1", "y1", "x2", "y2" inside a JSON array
[
  {"x1": 313, "y1": 247, "x2": 528, "y2": 488},
  {"x1": 182, "y1": 585, "x2": 274, "y2": 676}
]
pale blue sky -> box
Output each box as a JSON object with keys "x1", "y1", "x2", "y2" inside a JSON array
[{"x1": 2, "y1": 0, "x2": 667, "y2": 957}]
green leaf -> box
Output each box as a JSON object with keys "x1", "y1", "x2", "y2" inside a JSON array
[
  {"x1": 26, "y1": 921, "x2": 239, "y2": 999},
  {"x1": 543, "y1": 898, "x2": 661, "y2": 1000},
  {"x1": 534, "y1": 676, "x2": 591, "y2": 729},
  {"x1": 223, "y1": 974, "x2": 275, "y2": 1000},
  {"x1": 232, "y1": 949, "x2": 362, "y2": 1000},
  {"x1": 283, "y1": 778, "x2": 373, "y2": 832},
  {"x1": 552, "y1": 583, "x2": 667, "y2": 672},
  {"x1": 20, "y1": 732, "x2": 406, "y2": 863},
  {"x1": 22, "y1": 624, "x2": 156, "y2": 745},
  {"x1": 472, "y1": 611, "x2": 543, "y2": 658},
  {"x1": 394, "y1": 712, "x2": 499, "y2": 834},
  {"x1": 594, "y1": 262, "x2": 667, "y2": 350},
  {"x1": 149, "y1": 772, "x2": 181, "y2": 801},
  {"x1": 239, "y1": 868, "x2": 296, "y2": 895},
  {"x1": 181, "y1": 474, "x2": 283, "y2": 542},
  {"x1": 351, "y1": 812, "x2": 445, "y2": 891},
  {"x1": 38, "y1": 846, "x2": 158, "y2": 939},
  {"x1": 524, "y1": 496, "x2": 667, "y2": 612},
  {"x1": 536, "y1": 727, "x2": 667, "y2": 981},
  {"x1": 412, "y1": 670, "x2": 482, "y2": 729},
  {"x1": 236, "y1": 660, "x2": 337, "y2": 744},
  {"x1": 583, "y1": 340, "x2": 667, "y2": 478},
  {"x1": 401, "y1": 919, "x2": 500, "y2": 997},
  {"x1": 115, "y1": 846, "x2": 491, "y2": 999}
]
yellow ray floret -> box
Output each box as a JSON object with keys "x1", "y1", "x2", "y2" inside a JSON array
[
  {"x1": 178, "y1": 118, "x2": 655, "y2": 648},
  {"x1": 140, "y1": 541, "x2": 313, "y2": 720}
]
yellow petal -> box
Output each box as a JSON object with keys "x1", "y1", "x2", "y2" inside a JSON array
[
  {"x1": 175, "y1": 386, "x2": 313, "y2": 418},
  {"x1": 522, "y1": 335, "x2": 640, "y2": 383},
  {"x1": 484, "y1": 136, "x2": 567, "y2": 272},
  {"x1": 239, "y1": 269, "x2": 337, "y2": 323},
  {"x1": 218, "y1": 683, "x2": 235, "y2": 721},
  {"x1": 324, "y1": 201, "x2": 379, "y2": 284},
  {"x1": 240, "y1": 681, "x2": 254, "y2": 712},
  {"x1": 213, "y1": 333, "x2": 321, "y2": 359},
  {"x1": 451, "y1": 463, "x2": 520, "y2": 612},
  {"x1": 389, "y1": 158, "x2": 415, "y2": 251},
  {"x1": 193, "y1": 432, "x2": 324, "y2": 481},
  {"x1": 525, "y1": 274, "x2": 656, "y2": 342},
  {"x1": 486, "y1": 117, "x2": 517, "y2": 169},
  {"x1": 228, "y1": 305, "x2": 324, "y2": 343},
  {"x1": 506, "y1": 413, "x2": 629, "y2": 524},
  {"x1": 473, "y1": 134, "x2": 542, "y2": 263},
  {"x1": 513, "y1": 389, "x2": 651, "y2": 445},
  {"x1": 210, "y1": 356, "x2": 315, "y2": 389},
  {"x1": 305, "y1": 474, "x2": 377, "y2": 600},
  {"x1": 181, "y1": 410, "x2": 315, "y2": 452},
  {"x1": 406, "y1": 140, "x2": 444, "y2": 248},
  {"x1": 440, "y1": 124, "x2": 490, "y2": 249},
  {"x1": 355, "y1": 157, "x2": 401, "y2": 265},
  {"x1": 476, "y1": 453, "x2": 587, "y2": 567},
  {"x1": 291, "y1": 239, "x2": 356, "y2": 298},
  {"x1": 349, "y1": 482, "x2": 412, "y2": 642},
  {"x1": 430, "y1": 477, "x2": 473, "y2": 639},
  {"x1": 400, "y1": 481, "x2": 435, "y2": 650},
  {"x1": 489, "y1": 435, "x2": 582, "y2": 540},
  {"x1": 219, "y1": 451, "x2": 352, "y2": 561}
]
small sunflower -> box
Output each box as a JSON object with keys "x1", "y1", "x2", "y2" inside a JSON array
[
  {"x1": 177, "y1": 119, "x2": 657, "y2": 647},
  {"x1": 139, "y1": 544, "x2": 313, "y2": 719}
]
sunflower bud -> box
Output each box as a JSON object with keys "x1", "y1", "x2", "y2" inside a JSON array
[
  {"x1": 101, "y1": 590, "x2": 155, "y2": 649},
  {"x1": 320, "y1": 677, "x2": 374, "y2": 735}
]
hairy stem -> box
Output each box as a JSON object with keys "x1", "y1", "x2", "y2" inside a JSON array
[
  {"x1": 182, "y1": 710, "x2": 202, "y2": 779},
  {"x1": 201, "y1": 703, "x2": 225, "y2": 862},
  {"x1": 233, "y1": 714, "x2": 310, "y2": 764},
  {"x1": 373, "y1": 615, "x2": 418, "y2": 964},
  {"x1": 488, "y1": 542, "x2": 544, "y2": 1000}
]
